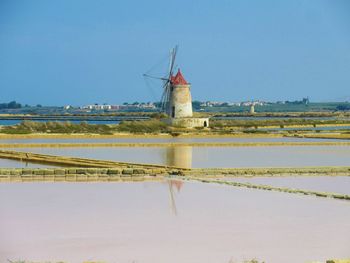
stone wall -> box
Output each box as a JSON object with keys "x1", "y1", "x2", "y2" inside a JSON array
[
  {"x1": 0, "y1": 168, "x2": 168, "y2": 182},
  {"x1": 168, "y1": 84, "x2": 193, "y2": 118},
  {"x1": 164, "y1": 117, "x2": 209, "y2": 128}
]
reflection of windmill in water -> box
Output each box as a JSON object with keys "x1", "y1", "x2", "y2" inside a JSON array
[
  {"x1": 144, "y1": 46, "x2": 209, "y2": 128},
  {"x1": 167, "y1": 179, "x2": 184, "y2": 215},
  {"x1": 165, "y1": 146, "x2": 192, "y2": 169}
]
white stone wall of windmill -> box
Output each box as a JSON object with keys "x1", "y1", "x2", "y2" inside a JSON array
[
  {"x1": 144, "y1": 46, "x2": 209, "y2": 128},
  {"x1": 168, "y1": 82, "x2": 193, "y2": 118}
]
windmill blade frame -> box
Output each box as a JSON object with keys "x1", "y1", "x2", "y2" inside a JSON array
[
  {"x1": 143, "y1": 45, "x2": 179, "y2": 114},
  {"x1": 160, "y1": 45, "x2": 178, "y2": 114}
]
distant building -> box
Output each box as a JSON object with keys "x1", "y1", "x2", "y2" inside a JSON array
[
  {"x1": 139, "y1": 102, "x2": 156, "y2": 109},
  {"x1": 83, "y1": 104, "x2": 112, "y2": 110},
  {"x1": 250, "y1": 104, "x2": 255, "y2": 114}
]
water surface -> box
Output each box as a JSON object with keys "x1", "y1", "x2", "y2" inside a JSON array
[
  {"x1": 225, "y1": 176, "x2": 350, "y2": 195},
  {"x1": 8, "y1": 145, "x2": 350, "y2": 168},
  {"x1": 0, "y1": 181, "x2": 349, "y2": 263},
  {"x1": 0, "y1": 136, "x2": 348, "y2": 144},
  {"x1": 0, "y1": 158, "x2": 55, "y2": 168}
]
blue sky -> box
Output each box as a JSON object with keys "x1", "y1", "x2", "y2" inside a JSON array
[{"x1": 0, "y1": 0, "x2": 350, "y2": 106}]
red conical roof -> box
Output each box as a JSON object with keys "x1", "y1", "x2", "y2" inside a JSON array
[{"x1": 170, "y1": 69, "x2": 188, "y2": 85}]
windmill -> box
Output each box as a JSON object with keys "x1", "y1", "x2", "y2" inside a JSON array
[
  {"x1": 144, "y1": 46, "x2": 209, "y2": 127},
  {"x1": 143, "y1": 46, "x2": 179, "y2": 115}
]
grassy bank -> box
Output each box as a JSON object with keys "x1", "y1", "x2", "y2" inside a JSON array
[
  {"x1": 210, "y1": 118, "x2": 350, "y2": 129},
  {"x1": 1, "y1": 117, "x2": 350, "y2": 135},
  {"x1": 0, "y1": 119, "x2": 177, "y2": 135},
  {"x1": 292, "y1": 133, "x2": 350, "y2": 140},
  {"x1": 0, "y1": 132, "x2": 284, "y2": 139},
  {"x1": 116, "y1": 119, "x2": 168, "y2": 133},
  {"x1": 0, "y1": 121, "x2": 115, "y2": 134},
  {"x1": 210, "y1": 111, "x2": 350, "y2": 118}
]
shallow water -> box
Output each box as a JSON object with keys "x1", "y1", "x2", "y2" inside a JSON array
[
  {"x1": 7, "y1": 145, "x2": 350, "y2": 168},
  {"x1": 0, "y1": 181, "x2": 349, "y2": 263},
  {"x1": 0, "y1": 158, "x2": 55, "y2": 168},
  {"x1": 0, "y1": 136, "x2": 348, "y2": 144},
  {"x1": 224, "y1": 176, "x2": 350, "y2": 195}
]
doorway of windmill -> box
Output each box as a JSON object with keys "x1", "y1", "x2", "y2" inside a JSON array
[{"x1": 204, "y1": 121, "x2": 207, "y2": 127}]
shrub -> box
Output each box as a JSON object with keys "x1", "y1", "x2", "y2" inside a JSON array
[
  {"x1": 116, "y1": 119, "x2": 168, "y2": 133},
  {"x1": 0, "y1": 121, "x2": 115, "y2": 134}
]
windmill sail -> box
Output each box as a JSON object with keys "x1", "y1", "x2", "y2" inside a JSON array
[
  {"x1": 143, "y1": 46, "x2": 178, "y2": 115},
  {"x1": 160, "y1": 46, "x2": 178, "y2": 114}
]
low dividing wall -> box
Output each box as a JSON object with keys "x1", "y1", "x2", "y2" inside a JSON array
[
  {"x1": 188, "y1": 167, "x2": 350, "y2": 176},
  {"x1": 0, "y1": 149, "x2": 184, "y2": 170},
  {"x1": 1, "y1": 166, "x2": 350, "y2": 182},
  {"x1": 1, "y1": 167, "x2": 350, "y2": 201},
  {"x1": 0, "y1": 167, "x2": 167, "y2": 182},
  {"x1": 181, "y1": 176, "x2": 350, "y2": 201}
]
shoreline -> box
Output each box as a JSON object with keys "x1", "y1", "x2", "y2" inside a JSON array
[
  {"x1": 1, "y1": 141, "x2": 350, "y2": 148},
  {"x1": 1, "y1": 149, "x2": 350, "y2": 175},
  {"x1": 0, "y1": 131, "x2": 349, "y2": 140},
  {"x1": 0, "y1": 132, "x2": 285, "y2": 139}
]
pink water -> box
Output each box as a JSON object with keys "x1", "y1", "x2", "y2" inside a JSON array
[{"x1": 0, "y1": 181, "x2": 349, "y2": 263}]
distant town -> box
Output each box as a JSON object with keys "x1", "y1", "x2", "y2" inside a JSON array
[{"x1": 1, "y1": 98, "x2": 350, "y2": 114}]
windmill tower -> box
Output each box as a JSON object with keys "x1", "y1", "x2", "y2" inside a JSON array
[
  {"x1": 144, "y1": 46, "x2": 209, "y2": 128},
  {"x1": 168, "y1": 68, "x2": 193, "y2": 118}
]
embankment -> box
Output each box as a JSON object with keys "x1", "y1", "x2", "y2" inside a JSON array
[
  {"x1": 1, "y1": 167, "x2": 349, "y2": 202},
  {"x1": 188, "y1": 167, "x2": 350, "y2": 177},
  {"x1": 291, "y1": 133, "x2": 350, "y2": 140},
  {"x1": 0, "y1": 167, "x2": 165, "y2": 182},
  {"x1": 1, "y1": 150, "x2": 349, "y2": 177},
  {"x1": 182, "y1": 176, "x2": 350, "y2": 201},
  {"x1": 1, "y1": 141, "x2": 350, "y2": 148},
  {"x1": 0, "y1": 149, "x2": 182, "y2": 170}
]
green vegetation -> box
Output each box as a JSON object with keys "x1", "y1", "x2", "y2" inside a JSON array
[
  {"x1": 211, "y1": 118, "x2": 350, "y2": 128},
  {"x1": 298, "y1": 133, "x2": 350, "y2": 140},
  {"x1": 326, "y1": 260, "x2": 350, "y2": 263},
  {"x1": 0, "y1": 119, "x2": 171, "y2": 135},
  {"x1": 116, "y1": 119, "x2": 168, "y2": 133},
  {"x1": 0, "y1": 101, "x2": 21, "y2": 109},
  {"x1": 0, "y1": 121, "x2": 114, "y2": 134},
  {"x1": 1, "y1": 113, "x2": 349, "y2": 135}
]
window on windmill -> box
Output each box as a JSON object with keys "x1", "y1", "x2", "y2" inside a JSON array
[{"x1": 172, "y1": 106, "x2": 175, "y2": 118}]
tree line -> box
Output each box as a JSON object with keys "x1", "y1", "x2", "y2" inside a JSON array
[{"x1": 0, "y1": 101, "x2": 22, "y2": 109}]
